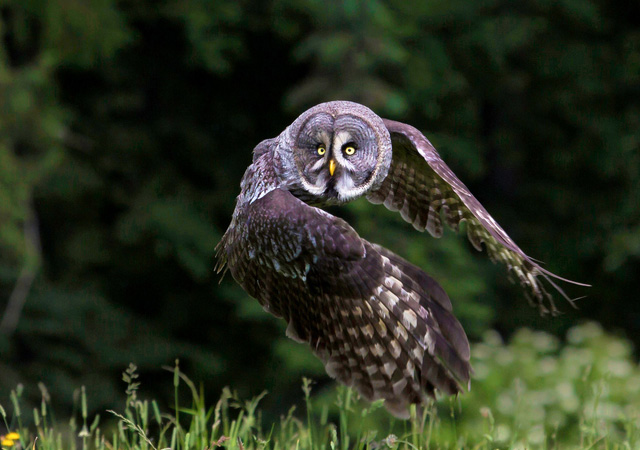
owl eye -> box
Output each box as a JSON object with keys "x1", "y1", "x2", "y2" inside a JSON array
[
  {"x1": 343, "y1": 144, "x2": 356, "y2": 156},
  {"x1": 317, "y1": 145, "x2": 326, "y2": 156}
]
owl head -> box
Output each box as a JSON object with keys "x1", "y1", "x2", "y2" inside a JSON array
[{"x1": 276, "y1": 101, "x2": 392, "y2": 205}]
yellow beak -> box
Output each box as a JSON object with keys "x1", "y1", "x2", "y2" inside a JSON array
[{"x1": 329, "y1": 159, "x2": 336, "y2": 176}]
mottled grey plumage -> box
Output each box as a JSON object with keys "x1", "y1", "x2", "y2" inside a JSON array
[{"x1": 216, "y1": 101, "x2": 584, "y2": 418}]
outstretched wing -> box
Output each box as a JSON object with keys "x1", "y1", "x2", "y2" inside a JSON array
[
  {"x1": 367, "y1": 119, "x2": 587, "y2": 314},
  {"x1": 217, "y1": 188, "x2": 470, "y2": 418}
]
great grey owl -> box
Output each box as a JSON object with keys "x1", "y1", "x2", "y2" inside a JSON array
[{"x1": 216, "y1": 101, "x2": 584, "y2": 418}]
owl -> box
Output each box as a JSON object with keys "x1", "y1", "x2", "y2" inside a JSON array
[{"x1": 216, "y1": 101, "x2": 584, "y2": 418}]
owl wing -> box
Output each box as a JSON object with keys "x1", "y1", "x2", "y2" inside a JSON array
[
  {"x1": 217, "y1": 188, "x2": 471, "y2": 418},
  {"x1": 367, "y1": 119, "x2": 587, "y2": 314}
]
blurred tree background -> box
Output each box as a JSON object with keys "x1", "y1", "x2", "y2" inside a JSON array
[{"x1": 0, "y1": 0, "x2": 639, "y2": 418}]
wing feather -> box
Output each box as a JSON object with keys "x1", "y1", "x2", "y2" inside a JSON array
[
  {"x1": 217, "y1": 188, "x2": 471, "y2": 418},
  {"x1": 367, "y1": 119, "x2": 588, "y2": 314}
]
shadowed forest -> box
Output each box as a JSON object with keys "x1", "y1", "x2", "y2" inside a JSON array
[{"x1": 1, "y1": 0, "x2": 639, "y2": 438}]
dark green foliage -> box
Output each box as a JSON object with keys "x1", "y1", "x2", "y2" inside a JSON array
[{"x1": 0, "y1": 0, "x2": 638, "y2": 415}]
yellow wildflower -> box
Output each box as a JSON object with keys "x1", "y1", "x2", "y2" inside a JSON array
[{"x1": 1, "y1": 431, "x2": 20, "y2": 447}]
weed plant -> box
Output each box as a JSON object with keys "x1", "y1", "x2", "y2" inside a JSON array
[{"x1": 1, "y1": 323, "x2": 639, "y2": 450}]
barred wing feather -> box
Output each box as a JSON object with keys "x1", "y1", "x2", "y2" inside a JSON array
[{"x1": 367, "y1": 119, "x2": 588, "y2": 314}]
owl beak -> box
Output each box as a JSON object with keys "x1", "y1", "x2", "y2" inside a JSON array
[{"x1": 329, "y1": 159, "x2": 336, "y2": 176}]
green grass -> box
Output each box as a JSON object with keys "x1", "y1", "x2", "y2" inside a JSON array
[{"x1": 2, "y1": 323, "x2": 640, "y2": 450}]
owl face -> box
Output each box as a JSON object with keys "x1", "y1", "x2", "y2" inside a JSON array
[{"x1": 280, "y1": 101, "x2": 392, "y2": 205}]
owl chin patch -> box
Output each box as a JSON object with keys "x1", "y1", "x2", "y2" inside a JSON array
[{"x1": 324, "y1": 185, "x2": 339, "y2": 200}]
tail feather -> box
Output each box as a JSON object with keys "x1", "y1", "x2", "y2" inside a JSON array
[
  {"x1": 426, "y1": 299, "x2": 471, "y2": 361},
  {"x1": 347, "y1": 265, "x2": 426, "y2": 403},
  {"x1": 375, "y1": 246, "x2": 470, "y2": 362},
  {"x1": 422, "y1": 351, "x2": 460, "y2": 395},
  {"x1": 369, "y1": 280, "x2": 469, "y2": 393},
  {"x1": 307, "y1": 241, "x2": 472, "y2": 419},
  {"x1": 425, "y1": 326, "x2": 471, "y2": 387},
  {"x1": 316, "y1": 303, "x2": 355, "y2": 387},
  {"x1": 331, "y1": 265, "x2": 423, "y2": 404},
  {"x1": 357, "y1": 245, "x2": 471, "y2": 416},
  {"x1": 326, "y1": 294, "x2": 377, "y2": 400},
  {"x1": 371, "y1": 246, "x2": 471, "y2": 392}
]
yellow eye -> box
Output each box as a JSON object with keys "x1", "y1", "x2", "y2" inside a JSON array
[
  {"x1": 344, "y1": 146, "x2": 356, "y2": 156},
  {"x1": 317, "y1": 146, "x2": 326, "y2": 155}
]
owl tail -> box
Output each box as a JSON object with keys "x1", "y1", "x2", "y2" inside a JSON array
[{"x1": 317, "y1": 243, "x2": 471, "y2": 419}]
